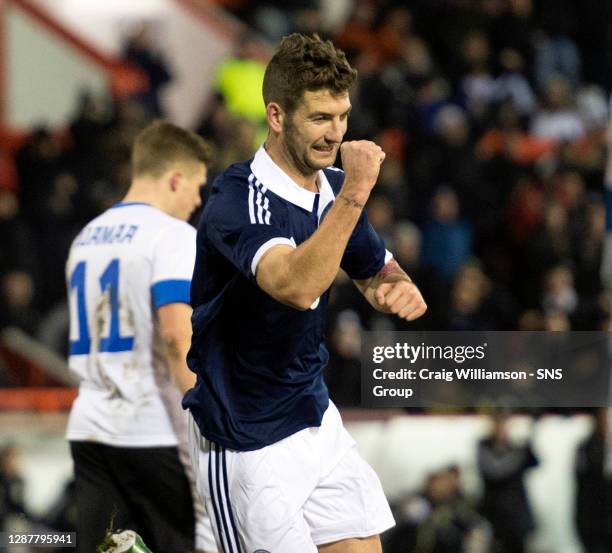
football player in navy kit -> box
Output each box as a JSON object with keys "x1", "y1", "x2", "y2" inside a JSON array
[{"x1": 185, "y1": 34, "x2": 427, "y2": 553}]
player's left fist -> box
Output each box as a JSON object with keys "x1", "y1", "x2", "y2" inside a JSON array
[{"x1": 374, "y1": 280, "x2": 427, "y2": 321}]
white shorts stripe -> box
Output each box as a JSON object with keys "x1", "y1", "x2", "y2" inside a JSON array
[
  {"x1": 215, "y1": 444, "x2": 237, "y2": 553},
  {"x1": 221, "y1": 447, "x2": 243, "y2": 553},
  {"x1": 206, "y1": 441, "x2": 245, "y2": 553},
  {"x1": 208, "y1": 442, "x2": 229, "y2": 553}
]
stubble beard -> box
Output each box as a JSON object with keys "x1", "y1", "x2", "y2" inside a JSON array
[{"x1": 282, "y1": 118, "x2": 325, "y2": 177}]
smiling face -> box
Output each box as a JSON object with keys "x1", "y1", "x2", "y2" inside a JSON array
[{"x1": 280, "y1": 89, "x2": 351, "y2": 176}]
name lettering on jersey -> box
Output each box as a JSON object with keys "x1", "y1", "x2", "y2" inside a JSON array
[{"x1": 75, "y1": 224, "x2": 139, "y2": 247}]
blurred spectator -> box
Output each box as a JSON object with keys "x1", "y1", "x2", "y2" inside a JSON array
[
  {"x1": 506, "y1": 177, "x2": 544, "y2": 245},
  {"x1": 535, "y1": 0, "x2": 582, "y2": 87},
  {"x1": 386, "y1": 466, "x2": 491, "y2": 553},
  {"x1": 421, "y1": 186, "x2": 472, "y2": 282},
  {"x1": 531, "y1": 76, "x2": 585, "y2": 142},
  {"x1": 534, "y1": 32, "x2": 581, "y2": 91},
  {"x1": 543, "y1": 310, "x2": 571, "y2": 331},
  {"x1": 15, "y1": 128, "x2": 64, "y2": 228},
  {"x1": 490, "y1": 48, "x2": 536, "y2": 117},
  {"x1": 477, "y1": 414, "x2": 538, "y2": 553},
  {"x1": 477, "y1": 101, "x2": 553, "y2": 167},
  {"x1": 519, "y1": 200, "x2": 572, "y2": 306},
  {"x1": 374, "y1": 6, "x2": 414, "y2": 65},
  {"x1": 334, "y1": 1, "x2": 378, "y2": 61},
  {"x1": 446, "y1": 261, "x2": 513, "y2": 331},
  {"x1": 376, "y1": 155, "x2": 412, "y2": 219},
  {"x1": 324, "y1": 309, "x2": 362, "y2": 407},
  {"x1": 247, "y1": 0, "x2": 321, "y2": 42},
  {"x1": 541, "y1": 265, "x2": 578, "y2": 317},
  {"x1": 459, "y1": 31, "x2": 495, "y2": 121},
  {"x1": 574, "y1": 197, "x2": 605, "y2": 295},
  {"x1": 576, "y1": 86, "x2": 610, "y2": 133},
  {"x1": 574, "y1": 409, "x2": 612, "y2": 553},
  {"x1": 413, "y1": 104, "x2": 485, "y2": 223},
  {"x1": 0, "y1": 271, "x2": 39, "y2": 335},
  {"x1": 534, "y1": 28, "x2": 581, "y2": 93},
  {"x1": 449, "y1": 262, "x2": 491, "y2": 331},
  {"x1": 366, "y1": 194, "x2": 395, "y2": 243},
  {"x1": 398, "y1": 37, "x2": 437, "y2": 92},
  {"x1": 122, "y1": 23, "x2": 172, "y2": 116},
  {"x1": 415, "y1": 78, "x2": 454, "y2": 135},
  {"x1": 392, "y1": 221, "x2": 422, "y2": 275},
  {"x1": 517, "y1": 308, "x2": 545, "y2": 331},
  {"x1": 0, "y1": 190, "x2": 37, "y2": 278},
  {"x1": 37, "y1": 172, "x2": 81, "y2": 312},
  {"x1": 68, "y1": 91, "x2": 113, "y2": 183},
  {"x1": 0, "y1": 445, "x2": 31, "y2": 531}
]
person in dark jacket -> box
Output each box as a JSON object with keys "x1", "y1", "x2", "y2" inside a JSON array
[{"x1": 477, "y1": 414, "x2": 538, "y2": 553}]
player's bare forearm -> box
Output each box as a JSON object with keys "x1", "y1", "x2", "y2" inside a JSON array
[
  {"x1": 158, "y1": 303, "x2": 197, "y2": 393},
  {"x1": 355, "y1": 259, "x2": 427, "y2": 320},
  {"x1": 257, "y1": 192, "x2": 367, "y2": 309},
  {"x1": 355, "y1": 258, "x2": 411, "y2": 311},
  {"x1": 163, "y1": 334, "x2": 196, "y2": 394}
]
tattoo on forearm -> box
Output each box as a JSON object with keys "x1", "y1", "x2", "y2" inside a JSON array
[
  {"x1": 378, "y1": 259, "x2": 412, "y2": 282},
  {"x1": 338, "y1": 194, "x2": 364, "y2": 210}
]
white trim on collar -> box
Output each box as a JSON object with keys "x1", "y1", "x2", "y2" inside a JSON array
[{"x1": 250, "y1": 145, "x2": 337, "y2": 212}]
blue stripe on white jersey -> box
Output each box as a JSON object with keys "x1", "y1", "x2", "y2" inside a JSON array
[{"x1": 151, "y1": 279, "x2": 191, "y2": 308}]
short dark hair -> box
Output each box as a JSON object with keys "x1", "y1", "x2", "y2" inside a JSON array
[
  {"x1": 262, "y1": 33, "x2": 357, "y2": 115},
  {"x1": 132, "y1": 120, "x2": 212, "y2": 178}
]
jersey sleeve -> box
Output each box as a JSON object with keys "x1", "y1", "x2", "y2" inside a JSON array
[
  {"x1": 151, "y1": 222, "x2": 196, "y2": 308},
  {"x1": 341, "y1": 209, "x2": 391, "y2": 280},
  {"x1": 204, "y1": 176, "x2": 294, "y2": 282}
]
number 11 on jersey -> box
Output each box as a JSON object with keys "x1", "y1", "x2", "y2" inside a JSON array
[{"x1": 69, "y1": 258, "x2": 134, "y2": 355}]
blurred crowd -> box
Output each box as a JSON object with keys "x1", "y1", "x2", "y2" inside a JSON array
[
  {"x1": 0, "y1": 0, "x2": 610, "y2": 357},
  {"x1": 385, "y1": 414, "x2": 538, "y2": 553}
]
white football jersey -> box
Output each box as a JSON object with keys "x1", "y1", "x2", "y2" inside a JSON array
[{"x1": 65, "y1": 202, "x2": 196, "y2": 447}]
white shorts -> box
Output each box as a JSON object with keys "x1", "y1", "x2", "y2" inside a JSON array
[{"x1": 188, "y1": 401, "x2": 395, "y2": 553}]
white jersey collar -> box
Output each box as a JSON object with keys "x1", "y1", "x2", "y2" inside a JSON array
[{"x1": 250, "y1": 145, "x2": 336, "y2": 213}]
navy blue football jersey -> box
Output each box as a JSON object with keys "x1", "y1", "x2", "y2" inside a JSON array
[{"x1": 183, "y1": 146, "x2": 388, "y2": 450}]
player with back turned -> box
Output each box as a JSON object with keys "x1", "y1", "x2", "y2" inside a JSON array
[
  {"x1": 184, "y1": 34, "x2": 427, "y2": 553},
  {"x1": 65, "y1": 121, "x2": 217, "y2": 553}
]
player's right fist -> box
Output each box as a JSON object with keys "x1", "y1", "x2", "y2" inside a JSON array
[{"x1": 340, "y1": 140, "x2": 385, "y2": 198}]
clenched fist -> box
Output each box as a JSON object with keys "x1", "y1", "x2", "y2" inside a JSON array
[
  {"x1": 340, "y1": 141, "x2": 385, "y2": 203},
  {"x1": 374, "y1": 280, "x2": 427, "y2": 321}
]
